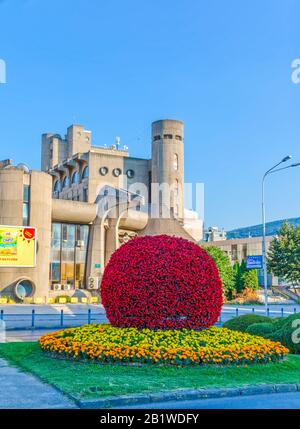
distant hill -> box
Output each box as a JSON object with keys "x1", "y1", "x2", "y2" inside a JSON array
[{"x1": 227, "y1": 217, "x2": 300, "y2": 239}]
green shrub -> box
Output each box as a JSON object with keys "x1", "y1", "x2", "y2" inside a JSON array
[
  {"x1": 275, "y1": 322, "x2": 300, "y2": 354},
  {"x1": 272, "y1": 313, "x2": 299, "y2": 330},
  {"x1": 242, "y1": 270, "x2": 259, "y2": 291},
  {"x1": 246, "y1": 322, "x2": 275, "y2": 337},
  {"x1": 268, "y1": 313, "x2": 300, "y2": 354},
  {"x1": 244, "y1": 313, "x2": 300, "y2": 354},
  {"x1": 223, "y1": 314, "x2": 273, "y2": 332}
]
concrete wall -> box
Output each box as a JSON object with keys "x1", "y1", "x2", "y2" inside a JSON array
[
  {"x1": 88, "y1": 151, "x2": 127, "y2": 203},
  {"x1": 124, "y1": 157, "x2": 150, "y2": 196},
  {"x1": 67, "y1": 125, "x2": 91, "y2": 159},
  {"x1": 52, "y1": 199, "x2": 97, "y2": 224},
  {"x1": 206, "y1": 236, "x2": 274, "y2": 269},
  {"x1": 41, "y1": 133, "x2": 68, "y2": 172}
]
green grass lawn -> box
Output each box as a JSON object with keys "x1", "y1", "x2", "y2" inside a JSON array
[{"x1": 0, "y1": 342, "x2": 300, "y2": 400}]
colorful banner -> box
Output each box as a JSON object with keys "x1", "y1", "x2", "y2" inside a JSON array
[{"x1": 0, "y1": 226, "x2": 36, "y2": 267}]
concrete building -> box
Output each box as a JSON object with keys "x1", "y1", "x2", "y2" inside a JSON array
[
  {"x1": 206, "y1": 236, "x2": 276, "y2": 286},
  {"x1": 203, "y1": 226, "x2": 227, "y2": 242},
  {"x1": 0, "y1": 120, "x2": 203, "y2": 301}
]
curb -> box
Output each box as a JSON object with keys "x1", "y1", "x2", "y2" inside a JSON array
[{"x1": 75, "y1": 383, "x2": 300, "y2": 408}]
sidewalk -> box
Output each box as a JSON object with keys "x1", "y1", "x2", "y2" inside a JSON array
[{"x1": 0, "y1": 358, "x2": 77, "y2": 409}]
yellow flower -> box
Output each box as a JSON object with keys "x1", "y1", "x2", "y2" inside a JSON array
[{"x1": 38, "y1": 323, "x2": 289, "y2": 366}]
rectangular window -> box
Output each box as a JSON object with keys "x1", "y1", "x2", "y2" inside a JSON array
[
  {"x1": 231, "y1": 244, "x2": 238, "y2": 261},
  {"x1": 75, "y1": 225, "x2": 89, "y2": 289},
  {"x1": 61, "y1": 224, "x2": 76, "y2": 289},
  {"x1": 50, "y1": 223, "x2": 89, "y2": 290},
  {"x1": 62, "y1": 224, "x2": 68, "y2": 241},
  {"x1": 83, "y1": 188, "x2": 88, "y2": 202},
  {"x1": 49, "y1": 223, "x2": 62, "y2": 287},
  {"x1": 23, "y1": 185, "x2": 30, "y2": 202},
  {"x1": 23, "y1": 185, "x2": 30, "y2": 226}
]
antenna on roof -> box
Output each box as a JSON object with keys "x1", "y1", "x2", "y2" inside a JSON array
[{"x1": 115, "y1": 136, "x2": 120, "y2": 150}]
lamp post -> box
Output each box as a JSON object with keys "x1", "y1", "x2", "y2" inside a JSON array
[{"x1": 262, "y1": 156, "x2": 300, "y2": 312}]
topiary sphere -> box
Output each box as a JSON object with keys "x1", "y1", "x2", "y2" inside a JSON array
[{"x1": 101, "y1": 235, "x2": 223, "y2": 330}]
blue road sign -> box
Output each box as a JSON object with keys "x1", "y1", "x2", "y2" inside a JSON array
[{"x1": 246, "y1": 255, "x2": 263, "y2": 269}]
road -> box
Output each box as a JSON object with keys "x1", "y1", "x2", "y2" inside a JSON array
[
  {"x1": 118, "y1": 391, "x2": 300, "y2": 409},
  {"x1": 220, "y1": 304, "x2": 300, "y2": 324},
  {"x1": 0, "y1": 303, "x2": 299, "y2": 338}
]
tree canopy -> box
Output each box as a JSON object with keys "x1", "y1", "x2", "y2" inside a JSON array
[
  {"x1": 267, "y1": 222, "x2": 300, "y2": 285},
  {"x1": 203, "y1": 245, "x2": 235, "y2": 299}
]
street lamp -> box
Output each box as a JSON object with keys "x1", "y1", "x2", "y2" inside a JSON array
[{"x1": 262, "y1": 156, "x2": 300, "y2": 312}]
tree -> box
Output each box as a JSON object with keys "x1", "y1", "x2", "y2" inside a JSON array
[
  {"x1": 242, "y1": 269, "x2": 259, "y2": 290},
  {"x1": 233, "y1": 260, "x2": 258, "y2": 294},
  {"x1": 203, "y1": 245, "x2": 235, "y2": 299},
  {"x1": 233, "y1": 260, "x2": 246, "y2": 294},
  {"x1": 267, "y1": 222, "x2": 300, "y2": 286}
]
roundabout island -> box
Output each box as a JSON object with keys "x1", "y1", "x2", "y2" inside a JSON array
[{"x1": 39, "y1": 235, "x2": 288, "y2": 366}]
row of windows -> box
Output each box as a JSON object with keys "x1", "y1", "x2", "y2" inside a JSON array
[
  {"x1": 153, "y1": 134, "x2": 183, "y2": 141},
  {"x1": 53, "y1": 166, "x2": 89, "y2": 192},
  {"x1": 53, "y1": 157, "x2": 178, "y2": 193},
  {"x1": 54, "y1": 165, "x2": 137, "y2": 193},
  {"x1": 100, "y1": 167, "x2": 135, "y2": 179}
]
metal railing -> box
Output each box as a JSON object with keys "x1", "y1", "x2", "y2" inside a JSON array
[
  {"x1": 0, "y1": 306, "x2": 300, "y2": 330},
  {"x1": 0, "y1": 309, "x2": 106, "y2": 330},
  {"x1": 216, "y1": 306, "x2": 298, "y2": 326},
  {"x1": 0, "y1": 306, "x2": 298, "y2": 331}
]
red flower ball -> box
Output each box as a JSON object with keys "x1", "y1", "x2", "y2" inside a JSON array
[{"x1": 101, "y1": 235, "x2": 223, "y2": 330}]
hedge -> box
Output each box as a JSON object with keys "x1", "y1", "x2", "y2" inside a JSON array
[
  {"x1": 246, "y1": 322, "x2": 275, "y2": 337},
  {"x1": 223, "y1": 314, "x2": 273, "y2": 333},
  {"x1": 231, "y1": 312, "x2": 300, "y2": 354}
]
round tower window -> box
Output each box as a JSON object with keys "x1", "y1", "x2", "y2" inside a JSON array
[
  {"x1": 126, "y1": 169, "x2": 135, "y2": 179},
  {"x1": 99, "y1": 167, "x2": 108, "y2": 176},
  {"x1": 173, "y1": 154, "x2": 178, "y2": 171},
  {"x1": 113, "y1": 168, "x2": 122, "y2": 177}
]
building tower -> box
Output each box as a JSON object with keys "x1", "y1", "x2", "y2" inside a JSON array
[{"x1": 151, "y1": 119, "x2": 184, "y2": 220}]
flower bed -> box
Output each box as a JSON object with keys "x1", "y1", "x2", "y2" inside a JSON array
[{"x1": 39, "y1": 324, "x2": 289, "y2": 366}]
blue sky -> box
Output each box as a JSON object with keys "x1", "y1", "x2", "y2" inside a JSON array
[{"x1": 0, "y1": 0, "x2": 300, "y2": 230}]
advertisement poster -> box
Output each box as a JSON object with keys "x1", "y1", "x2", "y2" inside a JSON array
[{"x1": 0, "y1": 226, "x2": 36, "y2": 267}]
